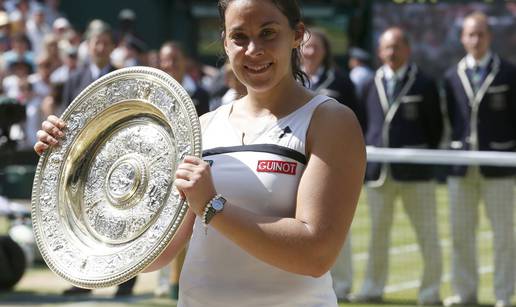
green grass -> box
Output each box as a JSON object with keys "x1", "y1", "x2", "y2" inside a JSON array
[
  {"x1": 0, "y1": 185, "x2": 512, "y2": 306},
  {"x1": 346, "y1": 184, "x2": 508, "y2": 306}
]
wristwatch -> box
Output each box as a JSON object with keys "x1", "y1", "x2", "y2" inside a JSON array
[{"x1": 202, "y1": 194, "x2": 226, "y2": 228}]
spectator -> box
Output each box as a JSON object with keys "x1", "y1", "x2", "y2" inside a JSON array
[
  {"x1": 2, "y1": 58, "x2": 32, "y2": 99},
  {"x1": 153, "y1": 41, "x2": 211, "y2": 298},
  {"x1": 443, "y1": 12, "x2": 516, "y2": 307},
  {"x1": 220, "y1": 63, "x2": 246, "y2": 106},
  {"x1": 50, "y1": 46, "x2": 78, "y2": 84},
  {"x1": 25, "y1": 3, "x2": 51, "y2": 56},
  {"x1": 352, "y1": 27, "x2": 443, "y2": 306},
  {"x1": 2, "y1": 33, "x2": 34, "y2": 72},
  {"x1": 43, "y1": 0, "x2": 63, "y2": 26},
  {"x1": 60, "y1": 20, "x2": 116, "y2": 110},
  {"x1": 301, "y1": 28, "x2": 364, "y2": 128},
  {"x1": 18, "y1": 78, "x2": 38, "y2": 147},
  {"x1": 159, "y1": 41, "x2": 210, "y2": 116},
  {"x1": 41, "y1": 81, "x2": 63, "y2": 119},
  {"x1": 301, "y1": 27, "x2": 357, "y2": 301},
  {"x1": 348, "y1": 47, "x2": 374, "y2": 100}
]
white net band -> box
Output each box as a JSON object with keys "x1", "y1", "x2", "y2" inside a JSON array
[{"x1": 366, "y1": 146, "x2": 516, "y2": 167}]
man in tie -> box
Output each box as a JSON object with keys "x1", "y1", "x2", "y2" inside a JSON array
[
  {"x1": 59, "y1": 20, "x2": 117, "y2": 113},
  {"x1": 443, "y1": 12, "x2": 516, "y2": 307},
  {"x1": 351, "y1": 27, "x2": 443, "y2": 305}
]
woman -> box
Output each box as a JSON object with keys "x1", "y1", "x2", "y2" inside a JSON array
[
  {"x1": 34, "y1": 0, "x2": 365, "y2": 306},
  {"x1": 302, "y1": 28, "x2": 365, "y2": 130}
]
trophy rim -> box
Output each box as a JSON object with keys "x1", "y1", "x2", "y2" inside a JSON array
[{"x1": 31, "y1": 66, "x2": 201, "y2": 288}]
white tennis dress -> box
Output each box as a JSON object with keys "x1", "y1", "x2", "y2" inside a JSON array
[{"x1": 178, "y1": 95, "x2": 338, "y2": 307}]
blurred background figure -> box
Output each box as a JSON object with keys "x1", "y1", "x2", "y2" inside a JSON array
[
  {"x1": 208, "y1": 62, "x2": 247, "y2": 111},
  {"x1": 115, "y1": 8, "x2": 138, "y2": 44},
  {"x1": 301, "y1": 28, "x2": 364, "y2": 129},
  {"x1": 111, "y1": 34, "x2": 147, "y2": 68},
  {"x1": 154, "y1": 40, "x2": 210, "y2": 299},
  {"x1": 353, "y1": 26, "x2": 443, "y2": 306},
  {"x1": 2, "y1": 33, "x2": 34, "y2": 73},
  {"x1": 159, "y1": 41, "x2": 209, "y2": 116},
  {"x1": 25, "y1": 3, "x2": 51, "y2": 56},
  {"x1": 301, "y1": 27, "x2": 361, "y2": 302},
  {"x1": 50, "y1": 46, "x2": 78, "y2": 84},
  {"x1": 443, "y1": 12, "x2": 516, "y2": 307},
  {"x1": 348, "y1": 46, "x2": 374, "y2": 100},
  {"x1": 2, "y1": 58, "x2": 32, "y2": 99},
  {"x1": 43, "y1": 0, "x2": 63, "y2": 26},
  {"x1": 60, "y1": 19, "x2": 115, "y2": 112}
]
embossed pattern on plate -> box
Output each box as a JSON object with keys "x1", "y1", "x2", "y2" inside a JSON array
[{"x1": 31, "y1": 66, "x2": 201, "y2": 288}]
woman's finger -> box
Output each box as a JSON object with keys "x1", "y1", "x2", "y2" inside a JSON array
[
  {"x1": 182, "y1": 155, "x2": 204, "y2": 165},
  {"x1": 176, "y1": 162, "x2": 198, "y2": 172},
  {"x1": 36, "y1": 130, "x2": 57, "y2": 145},
  {"x1": 34, "y1": 141, "x2": 49, "y2": 156},
  {"x1": 48, "y1": 115, "x2": 66, "y2": 129},
  {"x1": 174, "y1": 178, "x2": 194, "y2": 190},
  {"x1": 41, "y1": 121, "x2": 64, "y2": 138},
  {"x1": 175, "y1": 169, "x2": 192, "y2": 180}
]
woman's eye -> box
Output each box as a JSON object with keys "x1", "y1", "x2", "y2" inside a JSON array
[
  {"x1": 232, "y1": 33, "x2": 247, "y2": 42},
  {"x1": 261, "y1": 29, "x2": 276, "y2": 38}
]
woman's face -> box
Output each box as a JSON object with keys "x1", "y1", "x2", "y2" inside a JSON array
[{"x1": 223, "y1": 0, "x2": 303, "y2": 93}]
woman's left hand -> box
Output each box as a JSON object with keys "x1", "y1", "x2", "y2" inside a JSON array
[{"x1": 174, "y1": 156, "x2": 217, "y2": 216}]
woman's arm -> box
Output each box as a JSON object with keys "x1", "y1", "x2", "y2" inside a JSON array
[{"x1": 175, "y1": 100, "x2": 366, "y2": 277}]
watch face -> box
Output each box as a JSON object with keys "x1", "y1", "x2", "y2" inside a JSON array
[{"x1": 212, "y1": 199, "x2": 224, "y2": 211}]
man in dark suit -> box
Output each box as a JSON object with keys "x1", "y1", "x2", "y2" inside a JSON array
[
  {"x1": 443, "y1": 12, "x2": 516, "y2": 307},
  {"x1": 159, "y1": 41, "x2": 210, "y2": 117},
  {"x1": 154, "y1": 40, "x2": 211, "y2": 299},
  {"x1": 59, "y1": 20, "x2": 117, "y2": 112},
  {"x1": 302, "y1": 28, "x2": 364, "y2": 129},
  {"x1": 301, "y1": 28, "x2": 360, "y2": 301},
  {"x1": 352, "y1": 27, "x2": 443, "y2": 305},
  {"x1": 59, "y1": 20, "x2": 137, "y2": 297}
]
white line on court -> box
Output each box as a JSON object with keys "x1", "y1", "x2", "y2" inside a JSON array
[
  {"x1": 385, "y1": 265, "x2": 494, "y2": 293},
  {"x1": 354, "y1": 230, "x2": 493, "y2": 261}
]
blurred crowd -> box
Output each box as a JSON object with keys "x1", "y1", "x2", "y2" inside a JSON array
[{"x1": 0, "y1": 0, "x2": 243, "y2": 153}]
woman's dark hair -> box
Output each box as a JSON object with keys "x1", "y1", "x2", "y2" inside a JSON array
[
  {"x1": 309, "y1": 28, "x2": 334, "y2": 71},
  {"x1": 217, "y1": 0, "x2": 309, "y2": 86}
]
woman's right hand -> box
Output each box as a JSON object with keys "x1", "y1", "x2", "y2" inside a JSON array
[{"x1": 34, "y1": 115, "x2": 66, "y2": 156}]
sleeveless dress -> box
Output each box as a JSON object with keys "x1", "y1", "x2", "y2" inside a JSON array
[{"x1": 178, "y1": 95, "x2": 338, "y2": 307}]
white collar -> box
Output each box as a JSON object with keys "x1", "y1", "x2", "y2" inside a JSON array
[
  {"x1": 465, "y1": 51, "x2": 492, "y2": 70},
  {"x1": 382, "y1": 63, "x2": 408, "y2": 81},
  {"x1": 182, "y1": 75, "x2": 197, "y2": 95},
  {"x1": 308, "y1": 67, "x2": 325, "y2": 85},
  {"x1": 89, "y1": 63, "x2": 110, "y2": 80}
]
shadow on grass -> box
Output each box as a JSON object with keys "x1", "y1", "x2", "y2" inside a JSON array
[
  {"x1": 0, "y1": 291, "x2": 167, "y2": 305},
  {"x1": 339, "y1": 297, "x2": 492, "y2": 307}
]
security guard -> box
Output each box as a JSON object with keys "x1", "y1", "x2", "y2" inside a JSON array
[
  {"x1": 443, "y1": 12, "x2": 516, "y2": 307},
  {"x1": 352, "y1": 27, "x2": 443, "y2": 305}
]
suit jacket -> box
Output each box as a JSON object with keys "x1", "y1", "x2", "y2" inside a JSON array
[
  {"x1": 61, "y1": 63, "x2": 117, "y2": 108},
  {"x1": 189, "y1": 85, "x2": 210, "y2": 117},
  {"x1": 444, "y1": 54, "x2": 516, "y2": 177},
  {"x1": 364, "y1": 63, "x2": 443, "y2": 185},
  {"x1": 310, "y1": 67, "x2": 365, "y2": 130}
]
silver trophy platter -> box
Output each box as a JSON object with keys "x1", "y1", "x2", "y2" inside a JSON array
[{"x1": 31, "y1": 66, "x2": 201, "y2": 288}]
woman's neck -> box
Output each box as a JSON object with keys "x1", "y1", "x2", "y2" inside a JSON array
[{"x1": 243, "y1": 76, "x2": 313, "y2": 119}]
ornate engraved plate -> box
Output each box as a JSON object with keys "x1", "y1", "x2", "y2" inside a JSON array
[{"x1": 31, "y1": 66, "x2": 201, "y2": 288}]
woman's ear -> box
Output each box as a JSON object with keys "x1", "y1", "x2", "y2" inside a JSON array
[{"x1": 293, "y1": 22, "x2": 305, "y2": 49}]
